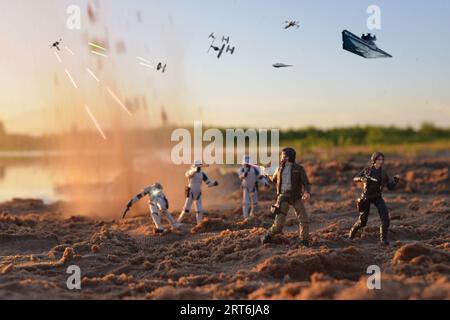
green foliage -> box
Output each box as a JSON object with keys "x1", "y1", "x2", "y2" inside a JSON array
[{"x1": 280, "y1": 123, "x2": 450, "y2": 147}]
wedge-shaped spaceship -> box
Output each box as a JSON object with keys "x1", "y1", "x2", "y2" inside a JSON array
[{"x1": 342, "y1": 30, "x2": 392, "y2": 59}]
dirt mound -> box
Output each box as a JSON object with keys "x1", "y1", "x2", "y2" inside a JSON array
[
  {"x1": 389, "y1": 242, "x2": 450, "y2": 277},
  {"x1": 0, "y1": 199, "x2": 46, "y2": 215},
  {"x1": 148, "y1": 286, "x2": 210, "y2": 300},
  {"x1": 253, "y1": 246, "x2": 371, "y2": 281},
  {"x1": 190, "y1": 218, "x2": 235, "y2": 234},
  {"x1": 252, "y1": 273, "x2": 450, "y2": 300},
  {"x1": 393, "y1": 242, "x2": 450, "y2": 264}
]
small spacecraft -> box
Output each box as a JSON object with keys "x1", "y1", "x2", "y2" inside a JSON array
[
  {"x1": 283, "y1": 21, "x2": 300, "y2": 30},
  {"x1": 50, "y1": 39, "x2": 63, "y2": 51},
  {"x1": 157, "y1": 62, "x2": 167, "y2": 73},
  {"x1": 273, "y1": 63, "x2": 293, "y2": 68}
]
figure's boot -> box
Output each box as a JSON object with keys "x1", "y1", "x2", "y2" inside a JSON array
[
  {"x1": 165, "y1": 212, "x2": 181, "y2": 230},
  {"x1": 196, "y1": 211, "x2": 204, "y2": 224},
  {"x1": 243, "y1": 207, "x2": 249, "y2": 219},
  {"x1": 261, "y1": 232, "x2": 274, "y2": 245},
  {"x1": 299, "y1": 239, "x2": 310, "y2": 247},
  {"x1": 380, "y1": 225, "x2": 389, "y2": 246},
  {"x1": 249, "y1": 204, "x2": 258, "y2": 218},
  {"x1": 299, "y1": 222, "x2": 310, "y2": 246},
  {"x1": 349, "y1": 223, "x2": 361, "y2": 239},
  {"x1": 151, "y1": 212, "x2": 165, "y2": 233}
]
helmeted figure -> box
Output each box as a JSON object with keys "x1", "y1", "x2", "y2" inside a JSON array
[
  {"x1": 349, "y1": 152, "x2": 400, "y2": 246},
  {"x1": 122, "y1": 183, "x2": 179, "y2": 233},
  {"x1": 238, "y1": 155, "x2": 270, "y2": 219},
  {"x1": 177, "y1": 160, "x2": 219, "y2": 225}
]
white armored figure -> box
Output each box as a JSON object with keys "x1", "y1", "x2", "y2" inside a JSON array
[
  {"x1": 122, "y1": 183, "x2": 180, "y2": 234},
  {"x1": 177, "y1": 160, "x2": 219, "y2": 225},
  {"x1": 239, "y1": 155, "x2": 270, "y2": 219}
]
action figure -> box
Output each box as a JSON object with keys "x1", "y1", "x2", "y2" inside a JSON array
[
  {"x1": 238, "y1": 155, "x2": 270, "y2": 219},
  {"x1": 262, "y1": 148, "x2": 312, "y2": 246},
  {"x1": 348, "y1": 152, "x2": 400, "y2": 246},
  {"x1": 177, "y1": 160, "x2": 219, "y2": 225},
  {"x1": 122, "y1": 183, "x2": 180, "y2": 234}
]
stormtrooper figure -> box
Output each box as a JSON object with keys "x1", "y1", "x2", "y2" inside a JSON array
[
  {"x1": 122, "y1": 183, "x2": 180, "y2": 234},
  {"x1": 177, "y1": 160, "x2": 219, "y2": 225},
  {"x1": 238, "y1": 155, "x2": 270, "y2": 219}
]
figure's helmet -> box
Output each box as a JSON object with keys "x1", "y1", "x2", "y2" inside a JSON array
[
  {"x1": 371, "y1": 152, "x2": 385, "y2": 163},
  {"x1": 145, "y1": 183, "x2": 163, "y2": 194},
  {"x1": 192, "y1": 160, "x2": 203, "y2": 168},
  {"x1": 152, "y1": 182, "x2": 163, "y2": 190},
  {"x1": 242, "y1": 155, "x2": 252, "y2": 165},
  {"x1": 281, "y1": 147, "x2": 297, "y2": 163}
]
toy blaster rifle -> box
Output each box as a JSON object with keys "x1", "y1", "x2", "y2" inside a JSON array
[
  {"x1": 363, "y1": 174, "x2": 378, "y2": 182},
  {"x1": 122, "y1": 201, "x2": 132, "y2": 219}
]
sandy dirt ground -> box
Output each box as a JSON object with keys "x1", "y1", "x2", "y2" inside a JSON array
[{"x1": 0, "y1": 154, "x2": 449, "y2": 300}]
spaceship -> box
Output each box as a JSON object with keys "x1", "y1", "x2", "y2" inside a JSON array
[
  {"x1": 50, "y1": 39, "x2": 62, "y2": 51},
  {"x1": 342, "y1": 30, "x2": 392, "y2": 59},
  {"x1": 273, "y1": 63, "x2": 293, "y2": 68},
  {"x1": 283, "y1": 21, "x2": 300, "y2": 30},
  {"x1": 226, "y1": 45, "x2": 235, "y2": 55},
  {"x1": 157, "y1": 62, "x2": 167, "y2": 73}
]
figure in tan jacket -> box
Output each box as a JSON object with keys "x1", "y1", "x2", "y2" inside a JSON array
[{"x1": 262, "y1": 148, "x2": 311, "y2": 246}]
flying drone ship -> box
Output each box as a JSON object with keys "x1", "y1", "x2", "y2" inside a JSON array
[{"x1": 273, "y1": 63, "x2": 293, "y2": 68}]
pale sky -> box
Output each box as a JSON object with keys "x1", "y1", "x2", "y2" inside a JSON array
[{"x1": 0, "y1": 0, "x2": 449, "y2": 135}]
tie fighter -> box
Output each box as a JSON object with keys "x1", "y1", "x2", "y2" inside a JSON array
[
  {"x1": 50, "y1": 38, "x2": 63, "y2": 51},
  {"x1": 210, "y1": 43, "x2": 225, "y2": 58},
  {"x1": 157, "y1": 62, "x2": 167, "y2": 73},
  {"x1": 226, "y1": 45, "x2": 235, "y2": 55}
]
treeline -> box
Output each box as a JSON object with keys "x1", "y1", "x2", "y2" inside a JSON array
[
  {"x1": 280, "y1": 123, "x2": 450, "y2": 147},
  {"x1": 0, "y1": 122, "x2": 449, "y2": 151}
]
